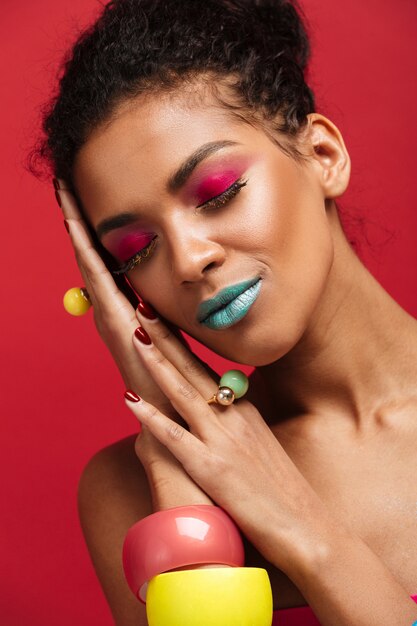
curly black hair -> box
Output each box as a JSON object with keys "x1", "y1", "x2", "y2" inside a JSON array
[
  {"x1": 27, "y1": 0, "x2": 317, "y2": 303},
  {"x1": 28, "y1": 0, "x2": 315, "y2": 187}
]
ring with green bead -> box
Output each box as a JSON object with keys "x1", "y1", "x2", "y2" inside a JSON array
[{"x1": 207, "y1": 369, "x2": 249, "y2": 407}]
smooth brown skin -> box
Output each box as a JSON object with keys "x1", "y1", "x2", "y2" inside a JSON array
[{"x1": 59, "y1": 83, "x2": 417, "y2": 625}]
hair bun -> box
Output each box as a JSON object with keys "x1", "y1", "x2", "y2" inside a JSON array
[
  {"x1": 230, "y1": 0, "x2": 312, "y2": 72},
  {"x1": 28, "y1": 0, "x2": 316, "y2": 188}
]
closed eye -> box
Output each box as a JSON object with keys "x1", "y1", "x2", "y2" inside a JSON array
[
  {"x1": 112, "y1": 236, "x2": 157, "y2": 275},
  {"x1": 196, "y1": 177, "x2": 247, "y2": 211}
]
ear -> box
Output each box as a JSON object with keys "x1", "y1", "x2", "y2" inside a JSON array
[{"x1": 303, "y1": 113, "x2": 351, "y2": 199}]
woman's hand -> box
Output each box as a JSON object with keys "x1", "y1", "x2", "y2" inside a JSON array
[
  {"x1": 56, "y1": 180, "x2": 213, "y2": 508},
  {"x1": 125, "y1": 313, "x2": 336, "y2": 575},
  {"x1": 57, "y1": 182, "x2": 166, "y2": 405}
]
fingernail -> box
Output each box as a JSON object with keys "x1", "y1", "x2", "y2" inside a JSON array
[
  {"x1": 135, "y1": 326, "x2": 152, "y2": 345},
  {"x1": 53, "y1": 177, "x2": 60, "y2": 190},
  {"x1": 124, "y1": 389, "x2": 141, "y2": 402},
  {"x1": 137, "y1": 300, "x2": 157, "y2": 320},
  {"x1": 55, "y1": 190, "x2": 62, "y2": 208},
  {"x1": 64, "y1": 219, "x2": 70, "y2": 234}
]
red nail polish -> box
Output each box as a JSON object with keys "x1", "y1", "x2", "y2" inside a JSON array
[
  {"x1": 124, "y1": 389, "x2": 141, "y2": 402},
  {"x1": 55, "y1": 190, "x2": 62, "y2": 208},
  {"x1": 137, "y1": 300, "x2": 157, "y2": 320},
  {"x1": 53, "y1": 177, "x2": 60, "y2": 190},
  {"x1": 64, "y1": 219, "x2": 70, "y2": 234},
  {"x1": 135, "y1": 326, "x2": 152, "y2": 345}
]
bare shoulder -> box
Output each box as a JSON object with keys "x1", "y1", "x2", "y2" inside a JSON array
[{"x1": 77, "y1": 434, "x2": 152, "y2": 626}]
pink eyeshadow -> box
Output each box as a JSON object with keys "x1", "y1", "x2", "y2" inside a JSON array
[
  {"x1": 194, "y1": 171, "x2": 240, "y2": 205},
  {"x1": 105, "y1": 231, "x2": 155, "y2": 262}
]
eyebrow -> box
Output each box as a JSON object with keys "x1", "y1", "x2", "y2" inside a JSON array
[{"x1": 95, "y1": 139, "x2": 240, "y2": 240}]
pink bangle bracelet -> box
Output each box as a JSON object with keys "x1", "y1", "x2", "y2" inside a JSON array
[{"x1": 122, "y1": 504, "x2": 245, "y2": 603}]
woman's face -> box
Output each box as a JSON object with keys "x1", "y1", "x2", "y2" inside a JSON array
[{"x1": 73, "y1": 88, "x2": 334, "y2": 366}]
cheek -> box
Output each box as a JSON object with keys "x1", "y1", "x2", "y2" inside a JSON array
[
  {"x1": 245, "y1": 162, "x2": 333, "y2": 283},
  {"x1": 259, "y1": 179, "x2": 334, "y2": 352},
  {"x1": 128, "y1": 270, "x2": 177, "y2": 319}
]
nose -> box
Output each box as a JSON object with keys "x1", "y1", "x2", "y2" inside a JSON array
[{"x1": 167, "y1": 225, "x2": 226, "y2": 284}]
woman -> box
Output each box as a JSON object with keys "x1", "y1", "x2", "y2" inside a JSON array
[{"x1": 30, "y1": 0, "x2": 417, "y2": 624}]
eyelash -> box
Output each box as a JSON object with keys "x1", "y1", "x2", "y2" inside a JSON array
[
  {"x1": 195, "y1": 177, "x2": 247, "y2": 211},
  {"x1": 112, "y1": 177, "x2": 248, "y2": 275}
]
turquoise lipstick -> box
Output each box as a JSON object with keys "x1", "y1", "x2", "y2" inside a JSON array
[{"x1": 198, "y1": 277, "x2": 262, "y2": 330}]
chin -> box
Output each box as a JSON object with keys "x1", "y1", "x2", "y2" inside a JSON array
[{"x1": 206, "y1": 333, "x2": 300, "y2": 368}]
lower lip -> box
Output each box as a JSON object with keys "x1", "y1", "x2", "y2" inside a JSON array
[{"x1": 201, "y1": 279, "x2": 262, "y2": 330}]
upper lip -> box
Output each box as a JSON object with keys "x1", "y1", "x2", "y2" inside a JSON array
[{"x1": 197, "y1": 276, "x2": 261, "y2": 323}]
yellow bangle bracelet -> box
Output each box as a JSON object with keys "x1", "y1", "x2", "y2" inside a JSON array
[{"x1": 146, "y1": 567, "x2": 273, "y2": 626}]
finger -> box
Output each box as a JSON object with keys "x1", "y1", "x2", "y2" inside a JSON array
[
  {"x1": 66, "y1": 218, "x2": 119, "y2": 303},
  {"x1": 56, "y1": 181, "x2": 84, "y2": 221},
  {"x1": 136, "y1": 307, "x2": 219, "y2": 400},
  {"x1": 57, "y1": 184, "x2": 106, "y2": 292},
  {"x1": 125, "y1": 394, "x2": 207, "y2": 472},
  {"x1": 58, "y1": 179, "x2": 133, "y2": 314},
  {"x1": 59, "y1": 195, "x2": 134, "y2": 320},
  {"x1": 132, "y1": 330, "x2": 221, "y2": 438}
]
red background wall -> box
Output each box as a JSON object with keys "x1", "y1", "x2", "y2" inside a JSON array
[{"x1": 1, "y1": 1, "x2": 416, "y2": 624}]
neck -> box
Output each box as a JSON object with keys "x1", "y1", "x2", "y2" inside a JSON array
[{"x1": 257, "y1": 207, "x2": 417, "y2": 434}]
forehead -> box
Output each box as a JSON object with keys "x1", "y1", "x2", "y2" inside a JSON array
[
  {"x1": 80, "y1": 88, "x2": 238, "y2": 161},
  {"x1": 72, "y1": 87, "x2": 269, "y2": 223}
]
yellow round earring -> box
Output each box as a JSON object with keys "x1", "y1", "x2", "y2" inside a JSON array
[{"x1": 63, "y1": 287, "x2": 92, "y2": 316}]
